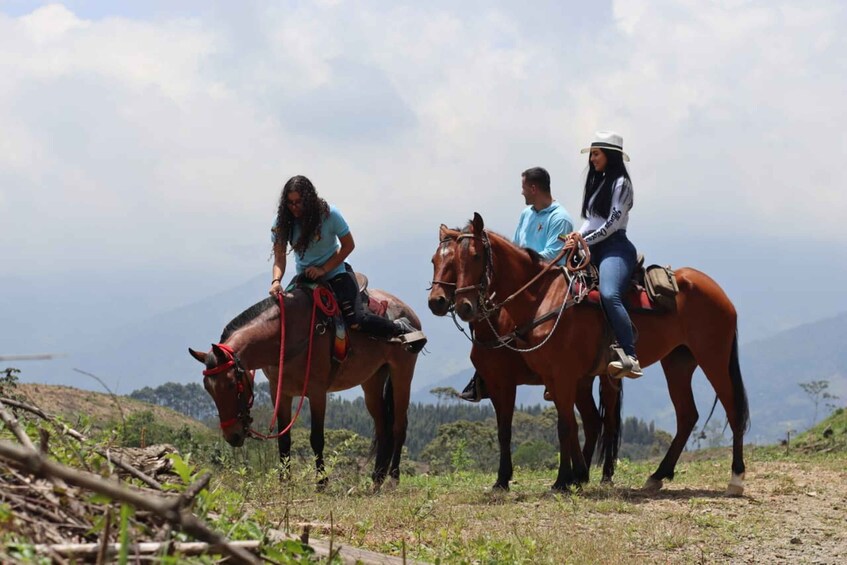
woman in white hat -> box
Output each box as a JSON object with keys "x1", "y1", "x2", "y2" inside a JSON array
[{"x1": 568, "y1": 131, "x2": 642, "y2": 378}]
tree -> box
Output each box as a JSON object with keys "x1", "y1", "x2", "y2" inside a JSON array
[
  {"x1": 429, "y1": 387, "x2": 460, "y2": 404},
  {"x1": 799, "y1": 380, "x2": 839, "y2": 424}
]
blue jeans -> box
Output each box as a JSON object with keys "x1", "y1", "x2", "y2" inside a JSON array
[{"x1": 590, "y1": 231, "x2": 637, "y2": 356}]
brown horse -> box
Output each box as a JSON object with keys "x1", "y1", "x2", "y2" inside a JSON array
[
  {"x1": 452, "y1": 213, "x2": 749, "y2": 494},
  {"x1": 188, "y1": 286, "x2": 422, "y2": 487},
  {"x1": 428, "y1": 225, "x2": 623, "y2": 490}
]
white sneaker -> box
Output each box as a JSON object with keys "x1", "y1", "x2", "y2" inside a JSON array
[{"x1": 608, "y1": 355, "x2": 643, "y2": 379}]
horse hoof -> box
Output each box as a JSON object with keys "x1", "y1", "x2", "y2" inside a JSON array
[
  {"x1": 643, "y1": 477, "x2": 663, "y2": 492},
  {"x1": 492, "y1": 482, "x2": 510, "y2": 492},
  {"x1": 600, "y1": 476, "x2": 614, "y2": 486},
  {"x1": 726, "y1": 472, "x2": 745, "y2": 497}
]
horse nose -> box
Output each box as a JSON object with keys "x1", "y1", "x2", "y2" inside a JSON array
[
  {"x1": 226, "y1": 430, "x2": 245, "y2": 447},
  {"x1": 456, "y1": 299, "x2": 475, "y2": 321},
  {"x1": 428, "y1": 295, "x2": 449, "y2": 316}
]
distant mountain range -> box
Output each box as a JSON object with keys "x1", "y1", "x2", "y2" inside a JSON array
[
  {"x1": 8, "y1": 267, "x2": 846, "y2": 445},
  {"x1": 414, "y1": 312, "x2": 847, "y2": 444}
]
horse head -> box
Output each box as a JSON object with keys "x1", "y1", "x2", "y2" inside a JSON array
[
  {"x1": 428, "y1": 224, "x2": 462, "y2": 316},
  {"x1": 189, "y1": 343, "x2": 255, "y2": 447},
  {"x1": 453, "y1": 212, "x2": 492, "y2": 322}
]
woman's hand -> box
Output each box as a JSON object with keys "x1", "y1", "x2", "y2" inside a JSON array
[
  {"x1": 305, "y1": 265, "x2": 325, "y2": 280},
  {"x1": 269, "y1": 280, "x2": 282, "y2": 296},
  {"x1": 563, "y1": 232, "x2": 579, "y2": 250}
]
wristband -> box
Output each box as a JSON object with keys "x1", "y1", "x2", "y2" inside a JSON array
[{"x1": 272, "y1": 278, "x2": 281, "y2": 284}]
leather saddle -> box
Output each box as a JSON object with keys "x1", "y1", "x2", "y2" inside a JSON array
[{"x1": 578, "y1": 254, "x2": 675, "y2": 313}]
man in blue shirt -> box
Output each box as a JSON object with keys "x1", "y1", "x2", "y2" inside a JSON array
[{"x1": 459, "y1": 167, "x2": 573, "y2": 401}]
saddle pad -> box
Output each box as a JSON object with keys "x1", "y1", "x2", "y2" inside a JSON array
[
  {"x1": 586, "y1": 287, "x2": 654, "y2": 312},
  {"x1": 332, "y1": 312, "x2": 349, "y2": 363},
  {"x1": 367, "y1": 296, "x2": 389, "y2": 318}
]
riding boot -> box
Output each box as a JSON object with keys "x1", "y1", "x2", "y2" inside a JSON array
[{"x1": 392, "y1": 317, "x2": 428, "y2": 354}]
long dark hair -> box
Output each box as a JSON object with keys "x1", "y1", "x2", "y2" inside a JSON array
[
  {"x1": 272, "y1": 175, "x2": 330, "y2": 257},
  {"x1": 581, "y1": 149, "x2": 631, "y2": 219}
]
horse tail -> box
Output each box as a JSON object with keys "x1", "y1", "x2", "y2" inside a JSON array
[
  {"x1": 382, "y1": 370, "x2": 395, "y2": 443},
  {"x1": 729, "y1": 330, "x2": 750, "y2": 432},
  {"x1": 597, "y1": 377, "x2": 623, "y2": 469},
  {"x1": 368, "y1": 367, "x2": 395, "y2": 460}
]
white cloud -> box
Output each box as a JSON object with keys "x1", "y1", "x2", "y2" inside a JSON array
[{"x1": 1, "y1": 0, "x2": 845, "y2": 281}]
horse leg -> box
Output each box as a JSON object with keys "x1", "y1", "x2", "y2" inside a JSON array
[
  {"x1": 695, "y1": 333, "x2": 749, "y2": 496},
  {"x1": 488, "y1": 375, "x2": 517, "y2": 490},
  {"x1": 387, "y1": 362, "x2": 413, "y2": 483},
  {"x1": 307, "y1": 393, "x2": 328, "y2": 490},
  {"x1": 552, "y1": 383, "x2": 586, "y2": 491},
  {"x1": 276, "y1": 394, "x2": 293, "y2": 480},
  {"x1": 597, "y1": 375, "x2": 623, "y2": 483},
  {"x1": 575, "y1": 376, "x2": 601, "y2": 477},
  {"x1": 362, "y1": 370, "x2": 392, "y2": 487},
  {"x1": 645, "y1": 346, "x2": 698, "y2": 492}
]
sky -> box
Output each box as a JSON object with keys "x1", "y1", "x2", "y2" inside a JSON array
[{"x1": 2, "y1": 1, "x2": 847, "y2": 388}]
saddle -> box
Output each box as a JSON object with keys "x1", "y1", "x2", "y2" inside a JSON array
[
  {"x1": 285, "y1": 266, "x2": 400, "y2": 362},
  {"x1": 578, "y1": 255, "x2": 679, "y2": 313},
  {"x1": 352, "y1": 272, "x2": 389, "y2": 318}
]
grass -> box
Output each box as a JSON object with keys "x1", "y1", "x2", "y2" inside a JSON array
[{"x1": 203, "y1": 451, "x2": 811, "y2": 564}]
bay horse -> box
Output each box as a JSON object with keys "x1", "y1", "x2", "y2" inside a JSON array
[
  {"x1": 452, "y1": 213, "x2": 749, "y2": 494},
  {"x1": 428, "y1": 225, "x2": 623, "y2": 490},
  {"x1": 188, "y1": 285, "x2": 422, "y2": 487}
]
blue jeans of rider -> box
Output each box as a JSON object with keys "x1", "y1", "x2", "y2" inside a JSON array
[{"x1": 590, "y1": 230, "x2": 638, "y2": 357}]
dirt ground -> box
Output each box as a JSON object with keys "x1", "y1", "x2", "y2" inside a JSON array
[{"x1": 629, "y1": 458, "x2": 847, "y2": 564}]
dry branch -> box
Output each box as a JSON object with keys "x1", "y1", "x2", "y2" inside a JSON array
[
  {"x1": 0, "y1": 440, "x2": 259, "y2": 565},
  {"x1": 0, "y1": 395, "x2": 164, "y2": 489}
]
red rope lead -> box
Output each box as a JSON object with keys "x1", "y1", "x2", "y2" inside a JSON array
[{"x1": 250, "y1": 286, "x2": 339, "y2": 440}]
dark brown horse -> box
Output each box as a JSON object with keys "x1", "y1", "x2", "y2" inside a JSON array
[
  {"x1": 189, "y1": 286, "x2": 422, "y2": 487},
  {"x1": 452, "y1": 214, "x2": 749, "y2": 494},
  {"x1": 428, "y1": 224, "x2": 622, "y2": 490}
]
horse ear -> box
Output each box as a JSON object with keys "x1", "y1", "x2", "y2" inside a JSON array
[
  {"x1": 472, "y1": 212, "x2": 484, "y2": 233},
  {"x1": 188, "y1": 348, "x2": 207, "y2": 363},
  {"x1": 211, "y1": 343, "x2": 226, "y2": 361},
  {"x1": 439, "y1": 224, "x2": 449, "y2": 239}
]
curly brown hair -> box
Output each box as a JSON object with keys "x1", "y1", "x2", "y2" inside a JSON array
[{"x1": 272, "y1": 175, "x2": 330, "y2": 257}]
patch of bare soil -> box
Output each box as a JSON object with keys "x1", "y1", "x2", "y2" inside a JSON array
[{"x1": 639, "y1": 459, "x2": 847, "y2": 564}]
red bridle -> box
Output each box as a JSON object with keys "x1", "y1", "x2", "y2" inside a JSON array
[{"x1": 203, "y1": 343, "x2": 255, "y2": 430}]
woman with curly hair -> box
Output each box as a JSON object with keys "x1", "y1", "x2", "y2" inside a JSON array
[{"x1": 270, "y1": 175, "x2": 423, "y2": 348}]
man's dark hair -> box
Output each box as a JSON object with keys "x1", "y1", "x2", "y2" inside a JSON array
[{"x1": 522, "y1": 167, "x2": 551, "y2": 193}]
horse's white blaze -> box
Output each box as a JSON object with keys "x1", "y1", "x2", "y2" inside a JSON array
[
  {"x1": 440, "y1": 244, "x2": 450, "y2": 258},
  {"x1": 727, "y1": 472, "x2": 745, "y2": 496}
]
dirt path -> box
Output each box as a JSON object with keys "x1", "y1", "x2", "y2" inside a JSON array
[{"x1": 631, "y1": 459, "x2": 847, "y2": 564}]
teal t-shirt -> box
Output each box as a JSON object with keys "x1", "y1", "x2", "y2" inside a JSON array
[
  {"x1": 513, "y1": 201, "x2": 574, "y2": 265},
  {"x1": 272, "y1": 204, "x2": 350, "y2": 280}
]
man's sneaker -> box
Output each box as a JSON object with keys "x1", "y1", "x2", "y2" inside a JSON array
[
  {"x1": 608, "y1": 355, "x2": 643, "y2": 379},
  {"x1": 459, "y1": 375, "x2": 481, "y2": 402},
  {"x1": 459, "y1": 373, "x2": 488, "y2": 402},
  {"x1": 393, "y1": 317, "x2": 427, "y2": 354}
]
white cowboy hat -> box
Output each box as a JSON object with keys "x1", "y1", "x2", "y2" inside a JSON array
[{"x1": 581, "y1": 130, "x2": 630, "y2": 162}]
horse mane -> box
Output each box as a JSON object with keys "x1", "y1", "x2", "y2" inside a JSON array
[
  {"x1": 220, "y1": 296, "x2": 277, "y2": 342},
  {"x1": 462, "y1": 222, "x2": 545, "y2": 267}
]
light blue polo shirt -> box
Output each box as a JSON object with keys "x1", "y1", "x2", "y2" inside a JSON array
[
  {"x1": 513, "y1": 201, "x2": 574, "y2": 265},
  {"x1": 272, "y1": 204, "x2": 350, "y2": 279}
]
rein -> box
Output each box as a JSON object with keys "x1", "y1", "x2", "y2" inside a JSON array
[
  {"x1": 250, "y1": 286, "x2": 339, "y2": 440},
  {"x1": 205, "y1": 286, "x2": 340, "y2": 439},
  {"x1": 455, "y1": 230, "x2": 590, "y2": 315},
  {"x1": 451, "y1": 231, "x2": 593, "y2": 351}
]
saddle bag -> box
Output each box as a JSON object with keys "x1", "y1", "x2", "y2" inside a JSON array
[{"x1": 644, "y1": 265, "x2": 679, "y2": 311}]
